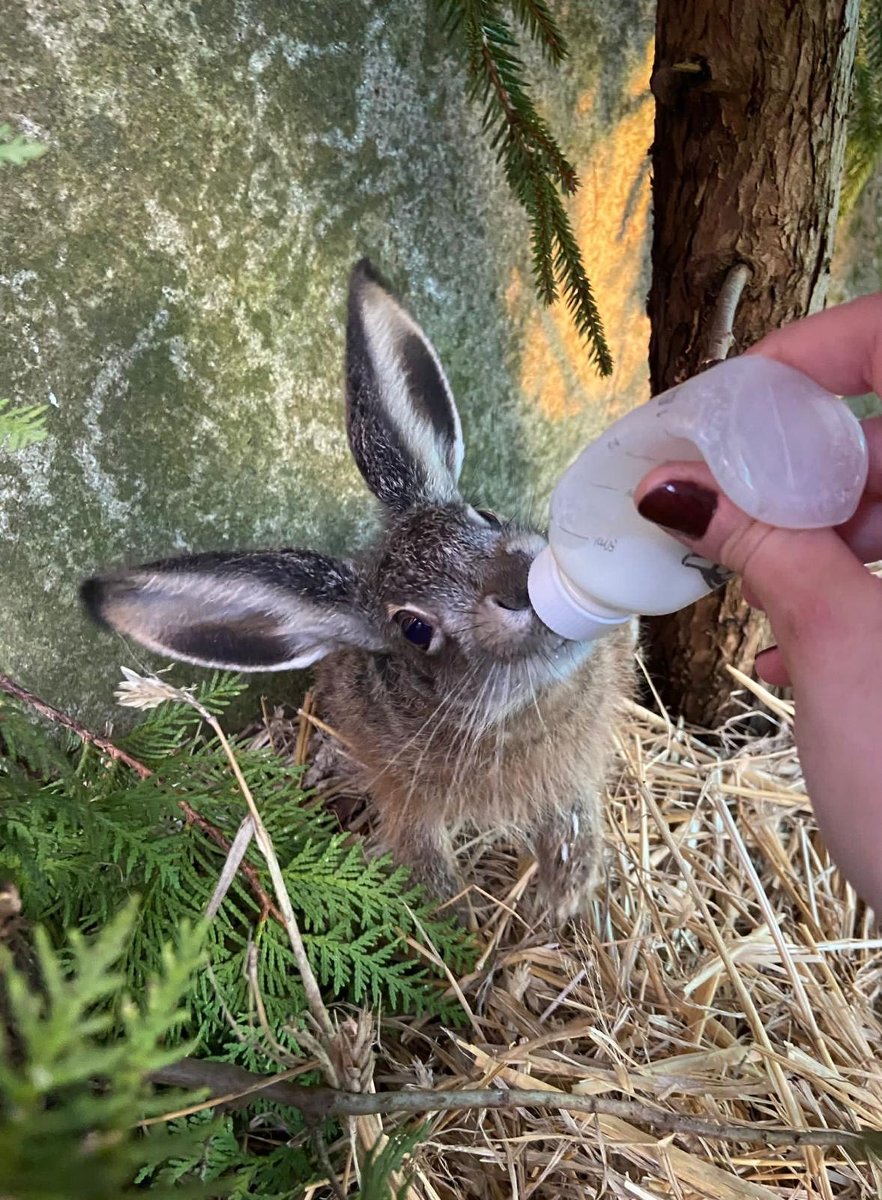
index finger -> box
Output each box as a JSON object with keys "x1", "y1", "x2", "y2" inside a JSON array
[{"x1": 747, "y1": 292, "x2": 882, "y2": 399}]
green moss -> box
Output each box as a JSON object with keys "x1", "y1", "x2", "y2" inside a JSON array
[{"x1": 2, "y1": 0, "x2": 655, "y2": 725}]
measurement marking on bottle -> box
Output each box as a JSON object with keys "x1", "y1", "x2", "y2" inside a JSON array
[
  {"x1": 593, "y1": 537, "x2": 618, "y2": 552},
  {"x1": 622, "y1": 451, "x2": 660, "y2": 463}
]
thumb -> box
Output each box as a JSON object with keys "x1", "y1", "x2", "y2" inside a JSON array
[{"x1": 633, "y1": 462, "x2": 882, "y2": 687}]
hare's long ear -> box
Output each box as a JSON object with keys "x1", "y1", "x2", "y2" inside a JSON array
[
  {"x1": 80, "y1": 550, "x2": 384, "y2": 672},
  {"x1": 345, "y1": 259, "x2": 464, "y2": 512}
]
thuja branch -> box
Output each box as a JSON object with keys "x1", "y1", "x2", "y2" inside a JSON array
[
  {"x1": 0, "y1": 672, "x2": 283, "y2": 925},
  {"x1": 442, "y1": 0, "x2": 613, "y2": 375},
  {"x1": 189, "y1": 696, "x2": 334, "y2": 1040},
  {"x1": 114, "y1": 669, "x2": 333, "y2": 1042},
  {"x1": 151, "y1": 1056, "x2": 870, "y2": 1153}
]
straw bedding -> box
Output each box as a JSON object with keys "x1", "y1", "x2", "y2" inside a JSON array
[{"x1": 265, "y1": 667, "x2": 882, "y2": 1199}]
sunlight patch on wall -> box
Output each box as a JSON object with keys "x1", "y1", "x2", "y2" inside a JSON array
[{"x1": 514, "y1": 40, "x2": 654, "y2": 427}]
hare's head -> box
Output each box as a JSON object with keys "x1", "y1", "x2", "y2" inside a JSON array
[{"x1": 82, "y1": 261, "x2": 585, "y2": 719}]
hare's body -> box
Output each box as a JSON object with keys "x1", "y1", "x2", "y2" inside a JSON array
[
  {"x1": 317, "y1": 623, "x2": 634, "y2": 916},
  {"x1": 82, "y1": 260, "x2": 636, "y2": 922}
]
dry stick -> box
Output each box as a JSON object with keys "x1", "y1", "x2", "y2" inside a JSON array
[
  {"x1": 0, "y1": 672, "x2": 152, "y2": 778},
  {"x1": 150, "y1": 1057, "x2": 871, "y2": 1152},
  {"x1": 701, "y1": 262, "x2": 752, "y2": 367},
  {"x1": 0, "y1": 672, "x2": 283, "y2": 925},
  {"x1": 309, "y1": 1127, "x2": 347, "y2": 1200}
]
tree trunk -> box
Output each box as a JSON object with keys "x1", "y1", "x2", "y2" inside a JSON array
[{"x1": 645, "y1": 0, "x2": 859, "y2": 727}]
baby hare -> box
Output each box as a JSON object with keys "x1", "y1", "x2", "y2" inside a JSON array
[{"x1": 82, "y1": 260, "x2": 635, "y2": 922}]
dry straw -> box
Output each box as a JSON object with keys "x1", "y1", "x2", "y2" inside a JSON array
[{"x1": 266, "y1": 671, "x2": 882, "y2": 1200}]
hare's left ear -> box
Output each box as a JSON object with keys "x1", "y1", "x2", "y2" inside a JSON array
[
  {"x1": 345, "y1": 259, "x2": 464, "y2": 512},
  {"x1": 80, "y1": 550, "x2": 386, "y2": 672}
]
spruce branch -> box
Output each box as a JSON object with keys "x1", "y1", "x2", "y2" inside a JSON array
[
  {"x1": 150, "y1": 1056, "x2": 874, "y2": 1154},
  {"x1": 509, "y1": 0, "x2": 568, "y2": 62},
  {"x1": 442, "y1": 0, "x2": 613, "y2": 374},
  {"x1": 843, "y1": 0, "x2": 882, "y2": 214}
]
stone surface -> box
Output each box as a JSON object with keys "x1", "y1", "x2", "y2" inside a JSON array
[{"x1": 2, "y1": 0, "x2": 655, "y2": 725}]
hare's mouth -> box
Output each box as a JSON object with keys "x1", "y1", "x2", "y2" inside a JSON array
[{"x1": 523, "y1": 636, "x2": 595, "y2": 683}]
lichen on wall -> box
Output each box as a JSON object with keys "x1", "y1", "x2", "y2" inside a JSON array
[{"x1": 2, "y1": 0, "x2": 655, "y2": 724}]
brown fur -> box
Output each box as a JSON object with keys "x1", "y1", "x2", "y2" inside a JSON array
[
  {"x1": 317, "y1": 621, "x2": 636, "y2": 921},
  {"x1": 81, "y1": 259, "x2": 637, "y2": 925}
]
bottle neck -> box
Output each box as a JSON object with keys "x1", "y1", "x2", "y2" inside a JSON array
[{"x1": 527, "y1": 548, "x2": 633, "y2": 642}]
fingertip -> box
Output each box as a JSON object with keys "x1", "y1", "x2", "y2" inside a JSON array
[
  {"x1": 745, "y1": 293, "x2": 882, "y2": 399},
  {"x1": 636, "y1": 478, "x2": 718, "y2": 540}
]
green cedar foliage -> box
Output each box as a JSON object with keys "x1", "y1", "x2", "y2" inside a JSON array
[
  {"x1": 440, "y1": 0, "x2": 614, "y2": 375},
  {"x1": 0, "y1": 900, "x2": 219, "y2": 1199},
  {"x1": 0, "y1": 674, "x2": 473, "y2": 1194},
  {"x1": 0, "y1": 398, "x2": 49, "y2": 451},
  {"x1": 0, "y1": 674, "x2": 473, "y2": 1038},
  {"x1": 357, "y1": 1122, "x2": 428, "y2": 1200}
]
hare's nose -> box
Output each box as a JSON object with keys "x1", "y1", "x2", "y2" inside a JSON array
[
  {"x1": 488, "y1": 587, "x2": 530, "y2": 613},
  {"x1": 485, "y1": 553, "x2": 533, "y2": 614}
]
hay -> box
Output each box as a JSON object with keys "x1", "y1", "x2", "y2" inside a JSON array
[{"x1": 260, "y1": 678, "x2": 882, "y2": 1199}]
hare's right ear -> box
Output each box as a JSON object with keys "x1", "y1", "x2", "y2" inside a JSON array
[
  {"x1": 80, "y1": 550, "x2": 385, "y2": 672},
  {"x1": 345, "y1": 259, "x2": 464, "y2": 512}
]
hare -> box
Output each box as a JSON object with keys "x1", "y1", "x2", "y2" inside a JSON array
[{"x1": 81, "y1": 260, "x2": 635, "y2": 922}]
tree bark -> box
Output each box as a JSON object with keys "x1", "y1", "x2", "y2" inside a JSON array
[{"x1": 644, "y1": 0, "x2": 860, "y2": 727}]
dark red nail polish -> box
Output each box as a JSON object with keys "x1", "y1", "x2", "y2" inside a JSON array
[{"x1": 637, "y1": 481, "x2": 717, "y2": 538}]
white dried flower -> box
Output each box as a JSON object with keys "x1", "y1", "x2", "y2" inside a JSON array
[{"x1": 114, "y1": 666, "x2": 195, "y2": 710}]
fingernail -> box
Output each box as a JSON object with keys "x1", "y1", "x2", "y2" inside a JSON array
[{"x1": 637, "y1": 481, "x2": 718, "y2": 538}]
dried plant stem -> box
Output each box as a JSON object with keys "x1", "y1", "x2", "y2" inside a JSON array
[
  {"x1": 186, "y1": 696, "x2": 334, "y2": 1041},
  {"x1": 150, "y1": 1057, "x2": 868, "y2": 1152},
  {"x1": 178, "y1": 802, "x2": 283, "y2": 925},
  {"x1": 309, "y1": 1126, "x2": 347, "y2": 1200}
]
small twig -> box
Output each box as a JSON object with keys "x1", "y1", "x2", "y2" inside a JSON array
[
  {"x1": 0, "y1": 672, "x2": 151, "y2": 778},
  {"x1": 309, "y1": 1126, "x2": 347, "y2": 1200},
  {"x1": 149, "y1": 1056, "x2": 871, "y2": 1152},
  {"x1": 295, "y1": 705, "x2": 355, "y2": 752},
  {"x1": 0, "y1": 672, "x2": 283, "y2": 925},
  {"x1": 701, "y1": 263, "x2": 752, "y2": 367}
]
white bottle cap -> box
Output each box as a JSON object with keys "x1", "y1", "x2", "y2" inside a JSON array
[{"x1": 528, "y1": 548, "x2": 633, "y2": 642}]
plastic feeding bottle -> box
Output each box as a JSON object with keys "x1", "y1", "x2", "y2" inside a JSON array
[{"x1": 527, "y1": 355, "x2": 869, "y2": 642}]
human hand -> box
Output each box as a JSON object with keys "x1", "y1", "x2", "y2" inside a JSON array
[{"x1": 634, "y1": 293, "x2": 882, "y2": 914}]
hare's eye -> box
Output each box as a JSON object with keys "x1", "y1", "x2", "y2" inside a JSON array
[
  {"x1": 393, "y1": 610, "x2": 434, "y2": 650},
  {"x1": 476, "y1": 508, "x2": 503, "y2": 529}
]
